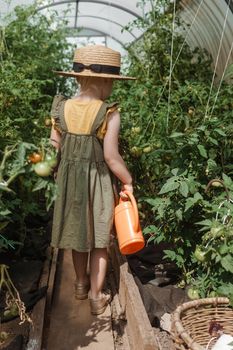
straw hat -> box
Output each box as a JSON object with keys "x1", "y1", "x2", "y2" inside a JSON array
[{"x1": 54, "y1": 45, "x2": 136, "y2": 80}]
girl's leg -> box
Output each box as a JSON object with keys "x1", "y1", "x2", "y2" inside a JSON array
[
  {"x1": 89, "y1": 248, "x2": 108, "y2": 299},
  {"x1": 72, "y1": 250, "x2": 89, "y2": 285}
]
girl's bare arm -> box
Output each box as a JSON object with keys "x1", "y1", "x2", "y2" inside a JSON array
[
  {"x1": 50, "y1": 126, "x2": 61, "y2": 149},
  {"x1": 103, "y1": 110, "x2": 133, "y2": 191}
]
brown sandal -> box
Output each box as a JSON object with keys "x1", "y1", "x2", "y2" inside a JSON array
[
  {"x1": 74, "y1": 280, "x2": 90, "y2": 300},
  {"x1": 89, "y1": 293, "x2": 111, "y2": 315}
]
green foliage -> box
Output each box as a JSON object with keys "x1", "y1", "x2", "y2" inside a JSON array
[
  {"x1": 0, "y1": 4, "x2": 72, "y2": 252},
  {"x1": 112, "y1": 0, "x2": 233, "y2": 298},
  {"x1": 0, "y1": 4, "x2": 73, "y2": 145},
  {"x1": 0, "y1": 139, "x2": 58, "y2": 252}
]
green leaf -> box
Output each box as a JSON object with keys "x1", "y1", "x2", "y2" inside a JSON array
[
  {"x1": 159, "y1": 181, "x2": 179, "y2": 194},
  {"x1": 220, "y1": 254, "x2": 233, "y2": 273},
  {"x1": 179, "y1": 181, "x2": 189, "y2": 197},
  {"x1": 196, "y1": 219, "x2": 212, "y2": 227},
  {"x1": 17, "y1": 142, "x2": 32, "y2": 167},
  {"x1": 193, "y1": 192, "x2": 203, "y2": 201},
  {"x1": 0, "y1": 184, "x2": 15, "y2": 194},
  {"x1": 214, "y1": 128, "x2": 226, "y2": 136},
  {"x1": 217, "y1": 283, "x2": 233, "y2": 297},
  {"x1": 0, "y1": 221, "x2": 10, "y2": 231},
  {"x1": 185, "y1": 198, "x2": 195, "y2": 212},
  {"x1": 144, "y1": 198, "x2": 163, "y2": 209},
  {"x1": 197, "y1": 145, "x2": 208, "y2": 158},
  {"x1": 143, "y1": 225, "x2": 158, "y2": 235},
  {"x1": 167, "y1": 176, "x2": 179, "y2": 183},
  {"x1": 208, "y1": 137, "x2": 218, "y2": 146},
  {"x1": 185, "y1": 193, "x2": 203, "y2": 211},
  {"x1": 32, "y1": 178, "x2": 48, "y2": 192},
  {"x1": 176, "y1": 209, "x2": 183, "y2": 221},
  {"x1": 170, "y1": 132, "x2": 184, "y2": 138},
  {"x1": 0, "y1": 209, "x2": 11, "y2": 216},
  {"x1": 171, "y1": 168, "x2": 179, "y2": 176},
  {"x1": 222, "y1": 173, "x2": 232, "y2": 187},
  {"x1": 147, "y1": 235, "x2": 156, "y2": 244},
  {"x1": 163, "y1": 249, "x2": 177, "y2": 261}
]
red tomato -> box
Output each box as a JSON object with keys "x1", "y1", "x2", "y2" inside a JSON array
[{"x1": 28, "y1": 152, "x2": 42, "y2": 164}]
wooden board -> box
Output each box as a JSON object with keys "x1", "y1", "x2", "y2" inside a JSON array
[
  {"x1": 26, "y1": 247, "x2": 58, "y2": 350},
  {"x1": 109, "y1": 240, "x2": 160, "y2": 350}
]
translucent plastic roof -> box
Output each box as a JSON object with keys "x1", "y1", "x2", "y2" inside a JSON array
[
  {"x1": 0, "y1": 0, "x2": 152, "y2": 54},
  {"x1": 180, "y1": 0, "x2": 233, "y2": 78},
  {"x1": 1, "y1": 0, "x2": 233, "y2": 72}
]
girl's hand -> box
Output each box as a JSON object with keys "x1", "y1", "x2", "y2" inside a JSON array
[{"x1": 120, "y1": 183, "x2": 133, "y2": 198}]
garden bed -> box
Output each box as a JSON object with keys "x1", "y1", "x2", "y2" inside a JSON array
[
  {"x1": 109, "y1": 240, "x2": 179, "y2": 350},
  {"x1": 0, "y1": 221, "x2": 54, "y2": 350}
]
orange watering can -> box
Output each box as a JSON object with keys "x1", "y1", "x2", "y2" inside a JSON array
[{"x1": 114, "y1": 191, "x2": 145, "y2": 255}]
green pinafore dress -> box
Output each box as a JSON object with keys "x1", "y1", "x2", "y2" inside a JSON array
[{"x1": 50, "y1": 95, "x2": 117, "y2": 252}]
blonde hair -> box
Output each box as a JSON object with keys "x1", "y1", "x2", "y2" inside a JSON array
[
  {"x1": 76, "y1": 76, "x2": 113, "y2": 99},
  {"x1": 76, "y1": 76, "x2": 100, "y2": 90}
]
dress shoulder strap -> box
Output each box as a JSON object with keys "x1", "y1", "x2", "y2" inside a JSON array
[
  {"x1": 90, "y1": 101, "x2": 118, "y2": 135},
  {"x1": 50, "y1": 94, "x2": 68, "y2": 132}
]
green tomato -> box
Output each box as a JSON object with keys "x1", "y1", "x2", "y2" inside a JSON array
[
  {"x1": 208, "y1": 291, "x2": 217, "y2": 297},
  {"x1": 45, "y1": 154, "x2": 58, "y2": 168},
  {"x1": 188, "y1": 107, "x2": 195, "y2": 116},
  {"x1": 34, "y1": 161, "x2": 52, "y2": 177},
  {"x1": 194, "y1": 247, "x2": 206, "y2": 263},
  {"x1": 211, "y1": 227, "x2": 222, "y2": 236},
  {"x1": 4, "y1": 304, "x2": 18, "y2": 317},
  {"x1": 187, "y1": 288, "x2": 200, "y2": 300},
  {"x1": 134, "y1": 127, "x2": 141, "y2": 133},
  {"x1": 143, "y1": 146, "x2": 152, "y2": 153},
  {"x1": 44, "y1": 117, "x2": 52, "y2": 127},
  {"x1": 211, "y1": 181, "x2": 222, "y2": 187},
  {"x1": 3, "y1": 309, "x2": 12, "y2": 317},
  {"x1": 0, "y1": 331, "x2": 8, "y2": 341},
  {"x1": 130, "y1": 146, "x2": 142, "y2": 157}
]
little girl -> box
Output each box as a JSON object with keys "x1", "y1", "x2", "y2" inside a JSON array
[{"x1": 49, "y1": 45, "x2": 135, "y2": 315}]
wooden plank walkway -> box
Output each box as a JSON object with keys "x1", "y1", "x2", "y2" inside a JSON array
[{"x1": 45, "y1": 249, "x2": 114, "y2": 350}]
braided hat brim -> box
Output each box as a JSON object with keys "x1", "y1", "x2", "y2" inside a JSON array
[{"x1": 53, "y1": 69, "x2": 136, "y2": 80}]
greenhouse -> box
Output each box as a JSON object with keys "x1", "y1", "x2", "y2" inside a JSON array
[{"x1": 0, "y1": 0, "x2": 233, "y2": 349}]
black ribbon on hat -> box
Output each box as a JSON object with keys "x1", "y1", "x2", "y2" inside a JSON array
[{"x1": 73, "y1": 62, "x2": 120, "y2": 75}]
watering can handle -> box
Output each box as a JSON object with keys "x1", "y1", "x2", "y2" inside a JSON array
[{"x1": 121, "y1": 190, "x2": 139, "y2": 231}]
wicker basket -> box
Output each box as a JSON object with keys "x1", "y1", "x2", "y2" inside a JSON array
[{"x1": 172, "y1": 297, "x2": 233, "y2": 350}]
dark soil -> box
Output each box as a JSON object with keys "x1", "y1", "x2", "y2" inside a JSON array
[
  {"x1": 127, "y1": 243, "x2": 189, "y2": 349},
  {"x1": 0, "y1": 217, "x2": 52, "y2": 350}
]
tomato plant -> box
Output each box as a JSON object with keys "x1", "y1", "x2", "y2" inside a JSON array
[
  {"x1": 0, "y1": 4, "x2": 72, "y2": 254},
  {"x1": 0, "y1": 4, "x2": 73, "y2": 147},
  {"x1": 112, "y1": 0, "x2": 233, "y2": 301}
]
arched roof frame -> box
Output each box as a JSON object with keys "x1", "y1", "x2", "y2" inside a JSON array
[
  {"x1": 66, "y1": 26, "x2": 125, "y2": 47},
  {"x1": 180, "y1": 0, "x2": 233, "y2": 78},
  {"x1": 77, "y1": 15, "x2": 137, "y2": 40},
  {"x1": 37, "y1": 0, "x2": 143, "y2": 19},
  {"x1": 36, "y1": 0, "x2": 146, "y2": 52}
]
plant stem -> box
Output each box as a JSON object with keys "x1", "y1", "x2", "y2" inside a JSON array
[{"x1": 0, "y1": 145, "x2": 17, "y2": 182}]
